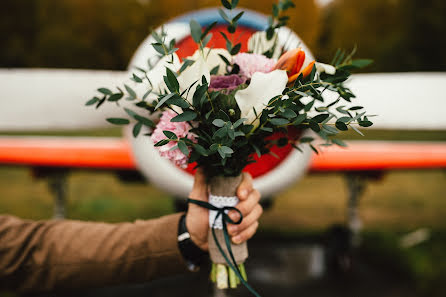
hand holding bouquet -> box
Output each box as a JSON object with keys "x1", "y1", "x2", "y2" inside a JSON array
[{"x1": 87, "y1": 0, "x2": 373, "y2": 294}]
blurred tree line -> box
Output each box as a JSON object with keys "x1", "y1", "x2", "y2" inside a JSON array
[{"x1": 1, "y1": 0, "x2": 445, "y2": 71}]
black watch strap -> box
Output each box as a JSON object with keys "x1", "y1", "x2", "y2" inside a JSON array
[{"x1": 177, "y1": 214, "x2": 208, "y2": 271}]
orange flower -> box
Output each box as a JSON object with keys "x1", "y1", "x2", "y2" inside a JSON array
[{"x1": 274, "y1": 48, "x2": 315, "y2": 83}]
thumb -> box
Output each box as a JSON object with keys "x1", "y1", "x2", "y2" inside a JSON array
[{"x1": 189, "y1": 168, "x2": 208, "y2": 201}]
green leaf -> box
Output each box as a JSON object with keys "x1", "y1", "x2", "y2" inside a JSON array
[
  {"x1": 98, "y1": 88, "x2": 112, "y2": 95},
  {"x1": 178, "y1": 59, "x2": 195, "y2": 74},
  {"x1": 132, "y1": 122, "x2": 143, "y2": 137},
  {"x1": 86, "y1": 97, "x2": 99, "y2": 106},
  {"x1": 125, "y1": 84, "x2": 137, "y2": 99},
  {"x1": 293, "y1": 114, "x2": 306, "y2": 125},
  {"x1": 336, "y1": 106, "x2": 350, "y2": 115},
  {"x1": 260, "y1": 127, "x2": 273, "y2": 132},
  {"x1": 335, "y1": 120, "x2": 348, "y2": 131},
  {"x1": 210, "y1": 143, "x2": 219, "y2": 152},
  {"x1": 304, "y1": 100, "x2": 315, "y2": 112},
  {"x1": 178, "y1": 141, "x2": 190, "y2": 156},
  {"x1": 227, "y1": 23, "x2": 236, "y2": 34},
  {"x1": 163, "y1": 131, "x2": 177, "y2": 139},
  {"x1": 338, "y1": 116, "x2": 351, "y2": 123},
  {"x1": 218, "y1": 53, "x2": 231, "y2": 65},
  {"x1": 210, "y1": 65, "x2": 220, "y2": 75},
  {"x1": 221, "y1": 0, "x2": 232, "y2": 10},
  {"x1": 231, "y1": 0, "x2": 239, "y2": 9},
  {"x1": 349, "y1": 106, "x2": 363, "y2": 111},
  {"x1": 155, "y1": 93, "x2": 176, "y2": 110},
  {"x1": 151, "y1": 43, "x2": 166, "y2": 55},
  {"x1": 202, "y1": 34, "x2": 212, "y2": 48},
  {"x1": 359, "y1": 120, "x2": 373, "y2": 127},
  {"x1": 309, "y1": 120, "x2": 320, "y2": 132},
  {"x1": 213, "y1": 119, "x2": 226, "y2": 127},
  {"x1": 270, "y1": 118, "x2": 290, "y2": 125},
  {"x1": 171, "y1": 110, "x2": 197, "y2": 122},
  {"x1": 108, "y1": 93, "x2": 124, "y2": 102},
  {"x1": 312, "y1": 114, "x2": 330, "y2": 123},
  {"x1": 233, "y1": 118, "x2": 246, "y2": 128},
  {"x1": 322, "y1": 124, "x2": 339, "y2": 134},
  {"x1": 132, "y1": 73, "x2": 143, "y2": 83},
  {"x1": 252, "y1": 144, "x2": 261, "y2": 157},
  {"x1": 220, "y1": 146, "x2": 233, "y2": 154},
  {"x1": 96, "y1": 97, "x2": 106, "y2": 109},
  {"x1": 106, "y1": 118, "x2": 129, "y2": 125},
  {"x1": 351, "y1": 59, "x2": 373, "y2": 68},
  {"x1": 310, "y1": 144, "x2": 319, "y2": 154},
  {"x1": 300, "y1": 137, "x2": 314, "y2": 143},
  {"x1": 167, "y1": 97, "x2": 190, "y2": 109},
  {"x1": 201, "y1": 21, "x2": 217, "y2": 39},
  {"x1": 332, "y1": 138, "x2": 347, "y2": 147},
  {"x1": 154, "y1": 139, "x2": 169, "y2": 147},
  {"x1": 214, "y1": 126, "x2": 227, "y2": 138},
  {"x1": 217, "y1": 147, "x2": 226, "y2": 159},
  {"x1": 233, "y1": 11, "x2": 244, "y2": 22},
  {"x1": 280, "y1": 109, "x2": 297, "y2": 119},
  {"x1": 218, "y1": 9, "x2": 231, "y2": 23},
  {"x1": 189, "y1": 20, "x2": 202, "y2": 43},
  {"x1": 124, "y1": 108, "x2": 138, "y2": 118},
  {"x1": 351, "y1": 124, "x2": 364, "y2": 136},
  {"x1": 165, "y1": 68, "x2": 179, "y2": 92},
  {"x1": 230, "y1": 43, "x2": 241, "y2": 55},
  {"x1": 142, "y1": 89, "x2": 152, "y2": 100},
  {"x1": 194, "y1": 144, "x2": 208, "y2": 156}
]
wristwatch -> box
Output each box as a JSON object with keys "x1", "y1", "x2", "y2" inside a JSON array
[{"x1": 177, "y1": 214, "x2": 208, "y2": 272}]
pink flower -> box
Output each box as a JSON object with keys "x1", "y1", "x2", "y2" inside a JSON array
[
  {"x1": 151, "y1": 110, "x2": 196, "y2": 168},
  {"x1": 233, "y1": 53, "x2": 276, "y2": 78}
]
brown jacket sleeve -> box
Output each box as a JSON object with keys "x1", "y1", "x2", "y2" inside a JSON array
[{"x1": 0, "y1": 213, "x2": 189, "y2": 293}]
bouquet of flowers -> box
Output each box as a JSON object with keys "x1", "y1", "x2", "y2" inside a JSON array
[{"x1": 87, "y1": 0, "x2": 373, "y2": 294}]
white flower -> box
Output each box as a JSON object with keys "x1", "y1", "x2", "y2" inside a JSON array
[
  {"x1": 315, "y1": 62, "x2": 336, "y2": 75},
  {"x1": 234, "y1": 70, "x2": 288, "y2": 127},
  {"x1": 248, "y1": 31, "x2": 282, "y2": 60},
  {"x1": 191, "y1": 47, "x2": 231, "y2": 75},
  {"x1": 177, "y1": 52, "x2": 211, "y2": 105}
]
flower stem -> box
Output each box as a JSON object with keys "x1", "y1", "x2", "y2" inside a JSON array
[
  {"x1": 216, "y1": 264, "x2": 228, "y2": 289},
  {"x1": 229, "y1": 266, "x2": 237, "y2": 288},
  {"x1": 239, "y1": 263, "x2": 247, "y2": 281},
  {"x1": 210, "y1": 263, "x2": 217, "y2": 283}
]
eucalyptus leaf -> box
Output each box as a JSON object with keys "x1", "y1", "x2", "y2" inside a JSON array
[
  {"x1": 213, "y1": 119, "x2": 226, "y2": 127},
  {"x1": 189, "y1": 19, "x2": 202, "y2": 43},
  {"x1": 132, "y1": 122, "x2": 143, "y2": 137},
  {"x1": 163, "y1": 131, "x2": 177, "y2": 139},
  {"x1": 106, "y1": 118, "x2": 129, "y2": 125},
  {"x1": 154, "y1": 139, "x2": 169, "y2": 147},
  {"x1": 171, "y1": 110, "x2": 197, "y2": 122},
  {"x1": 178, "y1": 141, "x2": 190, "y2": 156}
]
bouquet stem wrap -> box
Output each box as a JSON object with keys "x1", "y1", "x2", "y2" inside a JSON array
[
  {"x1": 208, "y1": 175, "x2": 248, "y2": 264},
  {"x1": 208, "y1": 175, "x2": 249, "y2": 289}
]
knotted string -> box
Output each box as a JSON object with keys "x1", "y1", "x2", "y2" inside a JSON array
[{"x1": 188, "y1": 198, "x2": 261, "y2": 297}]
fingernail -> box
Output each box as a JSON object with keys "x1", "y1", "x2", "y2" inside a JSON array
[
  {"x1": 232, "y1": 235, "x2": 241, "y2": 244},
  {"x1": 229, "y1": 211, "x2": 238, "y2": 221}
]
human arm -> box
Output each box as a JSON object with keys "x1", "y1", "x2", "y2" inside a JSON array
[{"x1": 0, "y1": 213, "x2": 187, "y2": 293}]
